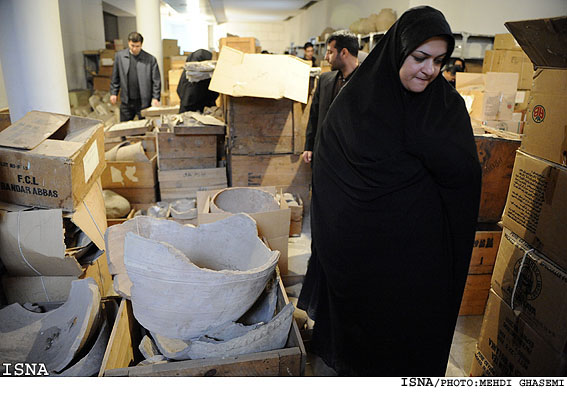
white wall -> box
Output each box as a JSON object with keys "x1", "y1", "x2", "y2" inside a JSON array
[
  {"x1": 213, "y1": 22, "x2": 286, "y2": 53},
  {"x1": 409, "y1": 0, "x2": 567, "y2": 34},
  {"x1": 59, "y1": 0, "x2": 105, "y2": 90},
  {"x1": 282, "y1": 0, "x2": 567, "y2": 48},
  {"x1": 162, "y1": 14, "x2": 209, "y2": 53},
  {"x1": 118, "y1": 16, "x2": 137, "y2": 45},
  {"x1": 0, "y1": 60, "x2": 8, "y2": 108}
]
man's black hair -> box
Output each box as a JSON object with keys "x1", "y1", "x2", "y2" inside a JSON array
[
  {"x1": 304, "y1": 42, "x2": 314, "y2": 50},
  {"x1": 327, "y1": 30, "x2": 358, "y2": 57},
  {"x1": 128, "y1": 32, "x2": 144, "y2": 43}
]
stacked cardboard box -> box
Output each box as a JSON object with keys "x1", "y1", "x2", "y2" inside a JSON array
[
  {"x1": 219, "y1": 36, "x2": 259, "y2": 53},
  {"x1": 94, "y1": 49, "x2": 116, "y2": 91},
  {"x1": 471, "y1": 16, "x2": 567, "y2": 377},
  {"x1": 0, "y1": 111, "x2": 113, "y2": 303},
  {"x1": 164, "y1": 55, "x2": 186, "y2": 96},
  {"x1": 163, "y1": 39, "x2": 180, "y2": 57}
]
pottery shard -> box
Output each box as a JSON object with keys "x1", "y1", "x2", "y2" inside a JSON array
[
  {"x1": 210, "y1": 187, "x2": 280, "y2": 214},
  {"x1": 0, "y1": 278, "x2": 100, "y2": 373},
  {"x1": 151, "y1": 303, "x2": 294, "y2": 360},
  {"x1": 114, "y1": 213, "x2": 279, "y2": 340}
]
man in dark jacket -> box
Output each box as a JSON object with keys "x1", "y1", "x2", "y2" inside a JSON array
[
  {"x1": 177, "y1": 49, "x2": 218, "y2": 113},
  {"x1": 303, "y1": 31, "x2": 359, "y2": 164},
  {"x1": 110, "y1": 32, "x2": 161, "y2": 121}
]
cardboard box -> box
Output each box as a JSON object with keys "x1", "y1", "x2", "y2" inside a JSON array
[
  {"x1": 0, "y1": 111, "x2": 106, "y2": 212},
  {"x1": 474, "y1": 134, "x2": 520, "y2": 222},
  {"x1": 101, "y1": 153, "x2": 157, "y2": 189},
  {"x1": 168, "y1": 69, "x2": 183, "y2": 105},
  {"x1": 219, "y1": 37, "x2": 257, "y2": 54},
  {"x1": 493, "y1": 33, "x2": 522, "y2": 51},
  {"x1": 163, "y1": 39, "x2": 180, "y2": 57},
  {"x1": 0, "y1": 178, "x2": 106, "y2": 276},
  {"x1": 288, "y1": 194, "x2": 303, "y2": 237},
  {"x1": 502, "y1": 150, "x2": 567, "y2": 270},
  {"x1": 505, "y1": 16, "x2": 567, "y2": 167},
  {"x1": 482, "y1": 50, "x2": 533, "y2": 90},
  {"x1": 98, "y1": 65, "x2": 114, "y2": 77},
  {"x1": 93, "y1": 75, "x2": 111, "y2": 91},
  {"x1": 209, "y1": 46, "x2": 311, "y2": 104},
  {"x1": 514, "y1": 89, "x2": 531, "y2": 113},
  {"x1": 457, "y1": 72, "x2": 518, "y2": 121},
  {"x1": 478, "y1": 289, "x2": 566, "y2": 376},
  {"x1": 521, "y1": 69, "x2": 567, "y2": 166},
  {"x1": 197, "y1": 186, "x2": 291, "y2": 275},
  {"x1": 469, "y1": 346, "x2": 496, "y2": 377},
  {"x1": 491, "y1": 227, "x2": 567, "y2": 353}
]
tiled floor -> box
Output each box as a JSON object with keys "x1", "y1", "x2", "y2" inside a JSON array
[{"x1": 286, "y1": 212, "x2": 484, "y2": 377}]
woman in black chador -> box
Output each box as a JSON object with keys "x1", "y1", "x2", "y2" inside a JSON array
[
  {"x1": 177, "y1": 49, "x2": 218, "y2": 113},
  {"x1": 298, "y1": 6, "x2": 481, "y2": 376}
]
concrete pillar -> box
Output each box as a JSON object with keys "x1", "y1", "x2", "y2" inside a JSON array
[
  {"x1": 135, "y1": 0, "x2": 163, "y2": 97},
  {"x1": 0, "y1": 0, "x2": 70, "y2": 122}
]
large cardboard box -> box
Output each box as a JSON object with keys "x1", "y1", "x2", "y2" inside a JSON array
[
  {"x1": 493, "y1": 33, "x2": 522, "y2": 51},
  {"x1": 93, "y1": 75, "x2": 111, "y2": 91},
  {"x1": 468, "y1": 227, "x2": 502, "y2": 275},
  {"x1": 0, "y1": 111, "x2": 105, "y2": 212},
  {"x1": 505, "y1": 16, "x2": 567, "y2": 167},
  {"x1": 209, "y1": 46, "x2": 311, "y2": 104},
  {"x1": 0, "y1": 179, "x2": 113, "y2": 302},
  {"x1": 101, "y1": 153, "x2": 157, "y2": 189},
  {"x1": 197, "y1": 186, "x2": 291, "y2": 275},
  {"x1": 478, "y1": 289, "x2": 567, "y2": 376},
  {"x1": 219, "y1": 37, "x2": 257, "y2": 54},
  {"x1": 469, "y1": 346, "x2": 496, "y2": 377},
  {"x1": 502, "y1": 151, "x2": 567, "y2": 270},
  {"x1": 482, "y1": 50, "x2": 533, "y2": 90},
  {"x1": 491, "y1": 227, "x2": 567, "y2": 353},
  {"x1": 162, "y1": 39, "x2": 180, "y2": 57},
  {"x1": 457, "y1": 72, "x2": 518, "y2": 121}
]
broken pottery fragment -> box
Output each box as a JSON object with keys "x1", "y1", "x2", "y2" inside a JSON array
[
  {"x1": 238, "y1": 272, "x2": 278, "y2": 325},
  {"x1": 170, "y1": 198, "x2": 197, "y2": 219},
  {"x1": 139, "y1": 334, "x2": 160, "y2": 360},
  {"x1": 0, "y1": 278, "x2": 100, "y2": 373},
  {"x1": 210, "y1": 187, "x2": 280, "y2": 214},
  {"x1": 138, "y1": 355, "x2": 168, "y2": 366},
  {"x1": 57, "y1": 319, "x2": 110, "y2": 377},
  {"x1": 151, "y1": 303, "x2": 294, "y2": 360},
  {"x1": 111, "y1": 214, "x2": 279, "y2": 340}
]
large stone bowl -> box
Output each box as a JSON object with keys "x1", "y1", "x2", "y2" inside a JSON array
[
  {"x1": 119, "y1": 214, "x2": 279, "y2": 340},
  {"x1": 210, "y1": 187, "x2": 280, "y2": 214}
]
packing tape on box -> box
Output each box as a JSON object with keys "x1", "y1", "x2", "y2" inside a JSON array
[
  {"x1": 17, "y1": 210, "x2": 51, "y2": 301},
  {"x1": 510, "y1": 247, "x2": 535, "y2": 310}
]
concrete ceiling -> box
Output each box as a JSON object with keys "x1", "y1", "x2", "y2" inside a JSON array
[{"x1": 164, "y1": 0, "x2": 317, "y2": 23}]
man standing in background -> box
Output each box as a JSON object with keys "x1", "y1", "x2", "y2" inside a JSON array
[
  {"x1": 303, "y1": 31, "x2": 359, "y2": 164},
  {"x1": 110, "y1": 32, "x2": 161, "y2": 121}
]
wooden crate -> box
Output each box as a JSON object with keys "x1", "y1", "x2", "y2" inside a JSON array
[
  {"x1": 227, "y1": 97, "x2": 298, "y2": 155},
  {"x1": 475, "y1": 135, "x2": 521, "y2": 223},
  {"x1": 157, "y1": 131, "x2": 217, "y2": 170},
  {"x1": 459, "y1": 274, "x2": 492, "y2": 315},
  {"x1": 219, "y1": 37, "x2": 256, "y2": 53},
  {"x1": 107, "y1": 186, "x2": 157, "y2": 204},
  {"x1": 468, "y1": 226, "x2": 502, "y2": 275},
  {"x1": 101, "y1": 278, "x2": 306, "y2": 376},
  {"x1": 230, "y1": 153, "x2": 312, "y2": 209},
  {"x1": 158, "y1": 167, "x2": 227, "y2": 201}
]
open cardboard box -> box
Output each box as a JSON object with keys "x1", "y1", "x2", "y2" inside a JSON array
[
  {"x1": 456, "y1": 72, "x2": 518, "y2": 121},
  {"x1": 197, "y1": 186, "x2": 291, "y2": 275},
  {"x1": 0, "y1": 111, "x2": 105, "y2": 212},
  {"x1": 0, "y1": 178, "x2": 111, "y2": 302},
  {"x1": 505, "y1": 16, "x2": 567, "y2": 167}
]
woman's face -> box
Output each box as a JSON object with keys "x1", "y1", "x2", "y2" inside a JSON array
[{"x1": 399, "y1": 37, "x2": 448, "y2": 93}]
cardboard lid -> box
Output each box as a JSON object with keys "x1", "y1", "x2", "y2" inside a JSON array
[
  {"x1": 505, "y1": 16, "x2": 567, "y2": 69},
  {"x1": 0, "y1": 111, "x2": 69, "y2": 150}
]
